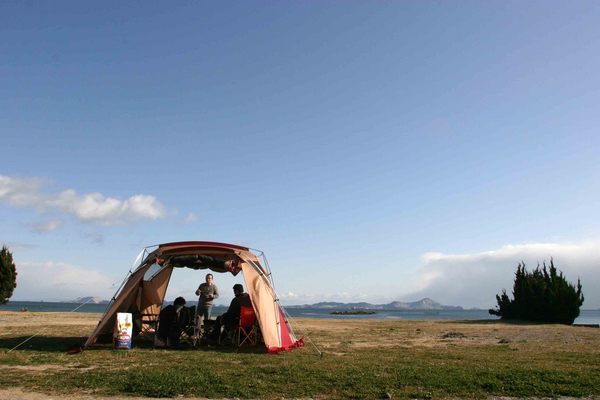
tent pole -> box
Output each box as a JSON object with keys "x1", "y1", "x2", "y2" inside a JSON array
[
  {"x1": 88, "y1": 247, "x2": 155, "y2": 338},
  {"x1": 109, "y1": 247, "x2": 151, "y2": 301},
  {"x1": 248, "y1": 249, "x2": 322, "y2": 356},
  {"x1": 249, "y1": 248, "x2": 275, "y2": 286}
]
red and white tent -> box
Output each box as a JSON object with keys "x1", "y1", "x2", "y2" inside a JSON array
[{"x1": 84, "y1": 241, "x2": 303, "y2": 353}]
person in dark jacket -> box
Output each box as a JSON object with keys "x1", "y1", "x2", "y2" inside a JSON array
[
  {"x1": 208, "y1": 284, "x2": 252, "y2": 343},
  {"x1": 157, "y1": 296, "x2": 190, "y2": 348}
]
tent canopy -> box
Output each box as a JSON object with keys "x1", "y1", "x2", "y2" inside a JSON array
[{"x1": 85, "y1": 241, "x2": 303, "y2": 353}]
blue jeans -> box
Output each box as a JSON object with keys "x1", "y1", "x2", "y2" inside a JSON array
[{"x1": 197, "y1": 302, "x2": 213, "y2": 325}]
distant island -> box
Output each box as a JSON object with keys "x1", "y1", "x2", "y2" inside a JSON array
[
  {"x1": 287, "y1": 298, "x2": 464, "y2": 311},
  {"x1": 331, "y1": 310, "x2": 377, "y2": 315},
  {"x1": 67, "y1": 297, "x2": 110, "y2": 305}
]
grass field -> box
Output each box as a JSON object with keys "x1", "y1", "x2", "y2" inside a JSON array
[{"x1": 1, "y1": 311, "x2": 599, "y2": 399}]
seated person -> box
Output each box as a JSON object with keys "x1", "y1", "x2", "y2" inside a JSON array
[
  {"x1": 208, "y1": 284, "x2": 252, "y2": 342},
  {"x1": 157, "y1": 296, "x2": 191, "y2": 348}
]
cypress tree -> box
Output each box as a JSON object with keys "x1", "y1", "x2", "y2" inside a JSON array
[
  {"x1": 0, "y1": 245, "x2": 18, "y2": 304},
  {"x1": 489, "y1": 259, "x2": 584, "y2": 324}
]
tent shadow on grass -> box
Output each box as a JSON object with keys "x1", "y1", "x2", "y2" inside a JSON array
[
  {"x1": 0, "y1": 336, "x2": 267, "y2": 354},
  {"x1": 0, "y1": 336, "x2": 87, "y2": 352}
]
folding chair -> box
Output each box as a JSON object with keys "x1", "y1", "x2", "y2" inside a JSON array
[
  {"x1": 153, "y1": 306, "x2": 196, "y2": 348},
  {"x1": 237, "y1": 306, "x2": 258, "y2": 347},
  {"x1": 176, "y1": 306, "x2": 196, "y2": 346},
  {"x1": 139, "y1": 313, "x2": 159, "y2": 339}
]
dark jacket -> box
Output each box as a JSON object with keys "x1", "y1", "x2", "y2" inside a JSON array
[
  {"x1": 222, "y1": 293, "x2": 252, "y2": 329},
  {"x1": 157, "y1": 304, "x2": 191, "y2": 342}
]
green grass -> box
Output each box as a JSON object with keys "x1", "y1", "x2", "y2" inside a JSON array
[{"x1": 1, "y1": 315, "x2": 599, "y2": 399}]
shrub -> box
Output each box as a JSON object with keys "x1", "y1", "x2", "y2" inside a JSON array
[
  {"x1": 489, "y1": 259, "x2": 584, "y2": 324},
  {"x1": 0, "y1": 245, "x2": 18, "y2": 304}
]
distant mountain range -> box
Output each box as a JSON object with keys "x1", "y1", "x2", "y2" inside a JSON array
[
  {"x1": 66, "y1": 296, "x2": 463, "y2": 310},
  {"x1": 286, "y1": 298, "x2": 464, "y2": 311},
  {"x1": 68, "y1": 296, "x2": 110, "y2": 304}
]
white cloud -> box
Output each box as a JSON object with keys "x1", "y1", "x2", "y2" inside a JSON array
[
  {"x1": 0, "y1": 175, "x2": 167, "y2": 225},
  {"x1": 182, "y1": 212, "x2": 198, "y2": 224},
  {"x1": 0, "y1": 175, "x2": 44, "y2": 208},
  {"x1": 30, "y1": 219, "x2": 62, "y2": 233},
  {"x1": 407, "y1": 239, "x2": 600, "y2": 309},
  {"x1": 11, "y1": 261, "x2": 118, "y2": 302}
]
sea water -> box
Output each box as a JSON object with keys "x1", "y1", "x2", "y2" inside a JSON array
[{"x1": 2, "y1": 301, "x2": 599, "y2": 325}]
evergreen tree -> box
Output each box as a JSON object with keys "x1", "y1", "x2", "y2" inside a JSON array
[
  {"x1": 0, "y1": 245, "x2": 18, "y2": 304},
  {"x1": 489, "y1": 259, "x2": 584, "y2": 324}
]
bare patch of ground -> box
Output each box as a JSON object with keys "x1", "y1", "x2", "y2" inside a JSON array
[
  {"x1": 292, "y1": 317, "x2": 600, "y2": 352},
  {"x1": 0, "y1": 364, "x2": 96, "y2": 372},
  {"x1": 0, "y1": 312, "x2": 100, "y2": 328},
  {"x1": 0, "y1": 388, "x2": 205, "y2": 400}
]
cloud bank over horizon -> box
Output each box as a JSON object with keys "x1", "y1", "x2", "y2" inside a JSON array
[
  {"x1": 12, "y1": 261, "x2": 118, "y2": 302},
  {"x1": 406, "y1": 239, "x2": 600, "y2": 309},
  {"x1": 8, "y1": 239, "x2": 599, "y2": 309},
  {"x1": 0, "y1": 175, "x2": 167, "y2": 225}
]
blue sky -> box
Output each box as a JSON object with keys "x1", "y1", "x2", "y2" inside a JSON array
[{"x1": 2, "y1": 1, "x2": 599, "y2": 308}]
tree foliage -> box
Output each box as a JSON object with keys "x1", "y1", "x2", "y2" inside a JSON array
[
  {"x1": 489, "y1": 259, "x2": 584, "y2": 324},
  {"x1": 0, "y1": 245, "x2": 17, "y2": 304}
]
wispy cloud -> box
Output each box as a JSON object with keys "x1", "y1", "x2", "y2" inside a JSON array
[
  {"x1": 407, "y1": 239, "x2": 600, "y2": 309},
  {"x1": 83, "y1": 231, "x2": 105, "y2": 245},
  {"x1": 182, "y1": 212, "x2": 198, "y2": 224},
  {"x1": 12, "y1": 261, "x2": 118, "y2": 301},
  {"x1": 30, "y1": 219, "x2": 62, "y2": 233},
  {"x1": 0, "y1": 175, "x2": 167, "y2": 225},
  {"x1": 0, "y1": 242, "x2": 37, "y2": 252}
]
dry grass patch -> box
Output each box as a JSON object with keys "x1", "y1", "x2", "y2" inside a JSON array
[{"x1": 1, "y1": 312, "x2": 599, "y2": 399}]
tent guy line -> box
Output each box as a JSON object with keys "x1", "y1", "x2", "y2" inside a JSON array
[{"x1": 6, "y1": 296, "x2": 98, "y2": 353}]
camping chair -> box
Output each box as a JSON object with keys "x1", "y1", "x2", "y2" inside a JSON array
[
  {"x1": 154, "y1": 306, "x2": 194, "y2": 348},
  {"x1": 237, "y1": 306, "x2": 258, "y2": 347},
  {"x1": 176, "y1": 306, "x2": 197, "y2": 346},
  {"x1": 217, "y1": 306, "x2": 259, "y2": 347},
  {"x1": 139, "y1": 313, "x2": 159, "y2": 339}
]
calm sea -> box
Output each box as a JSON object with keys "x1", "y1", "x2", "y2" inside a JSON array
[{"x1": 1, "y1": 301, "x2": 599, "y2": 325}]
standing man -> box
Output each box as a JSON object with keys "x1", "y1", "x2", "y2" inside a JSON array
[{"x1": 196, "y1": 273, "x2": 219, "y2": 327}]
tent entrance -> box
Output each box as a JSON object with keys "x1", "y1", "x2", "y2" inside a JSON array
[{"x1": 84, "y1": 241, "x2": 303, "y2": 353}]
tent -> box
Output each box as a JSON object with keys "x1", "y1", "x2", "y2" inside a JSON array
[{"x1": 84, "y1": 241, "x2": 304, "y2": 353}]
